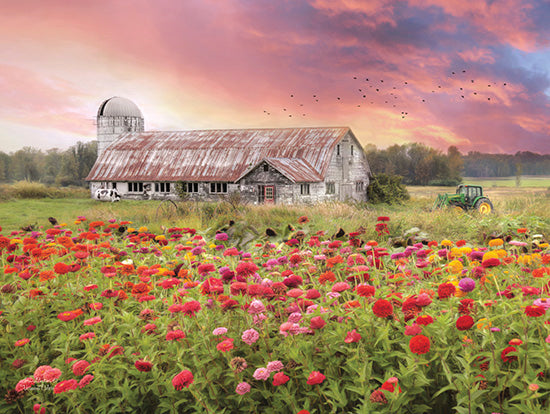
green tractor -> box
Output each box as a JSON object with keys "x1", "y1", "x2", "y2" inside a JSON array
[{"x1": 433, "y1": 185, "x2": 494, "y2": 214}]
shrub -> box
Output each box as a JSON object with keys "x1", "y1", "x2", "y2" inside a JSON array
[{"x1": 367, "y1": 173, "x2": 410, "y2": 204}]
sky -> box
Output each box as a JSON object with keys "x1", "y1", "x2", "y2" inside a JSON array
[{"x1": 1, "y1": 0, "x2": 549, "y2": 154}]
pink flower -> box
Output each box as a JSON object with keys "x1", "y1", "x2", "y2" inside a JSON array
[
  {"x1": 83, "y1": 316, "x2": 102, "y2": 326},
  {"x1": 248, "y1": 299, "x2": 266, "y2": 314},
  {"x1": 212, "y1": 327, "x2": 228, "y2": 336},
  {"x1": 235, "y1": 382, "x2": 251, "y2": 395},
  {"x1": 15, "y1": 338, "x2": 30, "y2": 347},
  {"x1": 266, "y1": 360, "x2": 284, "y2": 373},
  {"x1": 79, "y1": 332, "x2": 96, "y2": 342},
  {"x1": 332, "y1": 282, "x2": 351, "y2": 292},
  {"x1": 42, "y1": 368, "x2": 62, "y2": 382},
  {"x1": 78, "y1": 374, "x2": 94, "y2": 389},
  {"x1": 344, "y1": 329, "x2": 362, "y2": 343},
  {"x1": 72, "y1": 360, "x2": 90, "y2": 376},
  {"x1": 15, "y1": 377, "x2": 34, "y2": 392},
  {"x1": 33, "y1": 365, "x2": 53, "y2": 381},
  {"x1": 404, "y1": 324, "x2": 423, "y2": 336},
  {"x1": 242, "y1": 328, "x2": 260, "y2": 345},
  {"x1": 253, "y1": 367, "x2": 270, "y2": 381},
  {"x1": 53, "y1": 379, "x2": 78, "y2": 394}
]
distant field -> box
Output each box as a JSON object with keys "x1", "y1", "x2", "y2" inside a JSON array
[{"x1": 464, "y1": 175, "x2": 550, "y2": 187}]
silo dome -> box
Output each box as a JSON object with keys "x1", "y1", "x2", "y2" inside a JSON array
[{"x1": 97, "y1": 97, "x2": 143, "y2": 118}]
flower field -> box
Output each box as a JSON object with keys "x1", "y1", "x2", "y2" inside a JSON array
[{"x1": 0, "y1": 215, "x2": 549, "y2": 413}]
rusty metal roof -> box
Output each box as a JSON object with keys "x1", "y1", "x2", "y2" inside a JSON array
[{"x1": 86, "y1": 127, "x2": 351, "y2": 183}]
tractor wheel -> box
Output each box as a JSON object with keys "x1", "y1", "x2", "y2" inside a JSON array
[
  {"x1": 474, "y1": 198, "x2": 493, "y2": 214},
  {"x1": 449, "y1": 202, "x2": 465, "y2": 213}
]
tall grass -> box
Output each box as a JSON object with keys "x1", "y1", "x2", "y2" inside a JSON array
[{"x1": 0, "y1": 181, "x2": 89, "y2": 200}]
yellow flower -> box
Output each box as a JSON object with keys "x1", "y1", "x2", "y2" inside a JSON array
[
  {"x1": 60, "y1": 223, "x2": 67, "y2": 227},
  {"x1": 10, "y1": 239, "x2": 22, "y2": 245},
  {"x1": 155, "y1": 235, "x2": 166, "y2": 241},
  {"x1": 209, "y1": 244, "x2": 217, "y2": 249},
  {"x1": 74, "y1": 220, "x2": 81, "y2": 225},
  {"x1": 184, "y1": 252, "x2": 196, "y2": 261},
  {"x1": 517, "y1": 255, "x2": 531, "y2": 265},
  {"x1": 539, "y1": 243, "x2": 549, "y2": 249},
  {"x1": 476, "y1": 318, "x2": 492, "y2": 330},
  {"x1": 495, "y1": 249, "x2": 507, "y2": 258},
  {"x1": 449, "y1": 248, "x2": 463, "y2": 258},
  {"x1": 488, "y1": 238, "x2": 503, "y2": 247},
  {"x1": 482, "y1": 251, "x2": 499, "y2": 262},
  {"x1": 441, "y1": 239, "x2": 453, "y2": 247},
  {"x1": 138, "y1": 226, "x2": 148, "y2": 233},
  {"x1": 459, "y1": 247, "x2": 472, "y2": 255},
  {"x1": 447, "y1": 260, "x2": 463, "y2": 274},
  {"x1": 127, "y1": 227, "x2": 136, "y2": 233},
  {"x1": 161, "y1": 246, "x2": 172, "y2": 251}
]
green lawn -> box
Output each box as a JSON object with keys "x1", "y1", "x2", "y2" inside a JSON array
[{"x1": 463, "y1": 175, "x2": 550, "y2": 187}]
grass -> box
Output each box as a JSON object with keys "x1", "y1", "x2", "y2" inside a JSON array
[
  {"x1": 463, "y1": 175, "x2": 550, "y2": 188},
  {"x1": 1, "y1": 187, "x2": 549, "y2": 245}
]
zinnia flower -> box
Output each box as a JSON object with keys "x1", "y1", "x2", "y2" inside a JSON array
[
  {"x1": 501, "y1": 346, "x2": 518, "y2": 363},
  {"x1": 306, "y1": 371, "x2": 326, "y2": 385},
  {"x1": 437, "y1": 283, "x2": 456, "y2": 299},
  {"x1": 525, "y1": 305, "x2": 545, "y2": 317},
  {"x1": 456, "y1": 315, "x2": 475, "y2": 331},
  {"x1": 53, "y1": 379, "x2": 78, "y2": 394},
  {"x1": 172, "y1": 370, "x2": 194, "y2": 390},
  {"x1": 273, "y1": 372, "x2": 290, "y2": 386},
  {"x1": 235, "y1": 382, "x2": 251, "y2": 395},
  {"x1": 409, "y1": 335, "x2": 431, "y2": 354},
  {"x1": 135, "y1": 360, "x2": 153, "y2": 372},
  {"x1": 253, "y1": 367, "x2": 270, "y2": 381},
  {"x1": 344, "y1": 329, "x2": 362, "y2": 343},
  {"x1": 242, "y1": 328, "x2": 260, "y2": 345},
  {"x1": 372, "y1": 299, "x2": 393, "y2": 318},
  {"x1": 72, "y1": 360, "x2": 90, "y2": 376}
]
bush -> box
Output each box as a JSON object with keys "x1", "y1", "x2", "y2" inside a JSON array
[
  {"x1": 0, "y1": 181, "x2": 89, "y2": 200},
  {"x1": 367, "y1": 173, "x2": 410, "y2": 204}
]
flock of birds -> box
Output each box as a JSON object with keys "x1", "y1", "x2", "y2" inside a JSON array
[{"x1": 263, "y1": 68, "x2": 510, "y2": 120}]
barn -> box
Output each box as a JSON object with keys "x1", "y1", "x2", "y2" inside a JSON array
[{"x1": 86, "y1": 97, "x2": 372, "y2": 204}]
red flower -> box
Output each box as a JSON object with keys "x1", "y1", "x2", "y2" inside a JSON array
[
  {"x1": 525, "y1": 305, "x2": 545, "y2": 317},
  {"x1": 181, "y1": 300, "x2": 202, "y2": 317},
  {"x1": 437, "y1": 283, "x2": 456, "y2": 299},
  {"x1": 53, "y1": 379, "x2": 78, "y2": 394},
  {"x1": 135, "y1": 360, "x2": 153, "y2": 372},
  {"x1": 53, "y1": 262, "x2": 70, "y2": 275},
  {"x1": 344, "y1": 329, "x2": 362, "y2": 343},
  {"x1": 216, "y1": 338, "x2": 234, "y2": 352},
  {"x1": 72, "y1": 360, "x2": 90, "y2": 376},
  {"x1": 456, "y1": 315, "x2": 474, "y2": 331},
  {"x1": 78, "y1": 374, "x2": 94, "y2": 388},
  {"x1": 172, "y1": 370, "x2": 194, "y2": 390},
  {"x1": 372, "y1": 299, "x2": 393, "y2": 318},
  {"x1": 235, "y1": 261, "x2": 258, "y2": 278},
  {"x1": 272, "y1": 372, "x2": 290, "y2": 386},
  {"x1": 501, "y1": 346, "x2": 518, "y2": 363},
  {"x1": 369, "y1": 389, "x2": 388, "y2": 404},
  {"x1": 309, "y1": 316, "x2": 326, "y2": 330},
  {"x1": 409, "y1": 335, "x2": 431, "y2": 355},
  {"x1": 306, "y1": 371, "x2": 326, "y2": 385},
  {"x1": 201, "y1": 277, "x2": 224, "y2": 295},
  {"x1": 415, "y1": 315, "x2": 434, "y2": 326},
  {"x1": 481, "y1": 258, "x2": 500, "y2": 268},
  {"x1": 458, "y1": 298, "x2": 475, "y2": 315},
  {"x1": 356, "y1": 284, "x2": 376, "y2": 297},
  {"x1": 166, "y1": 330, "x2": 186, "y2": 341},
  {"x1": 57, "y1": 309, "x2": 83, "y2": 322}
]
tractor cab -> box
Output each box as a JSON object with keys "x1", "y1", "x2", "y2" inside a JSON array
[{"x1": 456, "y1": 185, "x2": 483, "y2": 204}]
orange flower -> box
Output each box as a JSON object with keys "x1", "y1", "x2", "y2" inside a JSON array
[
  {"x1": 318, "y1": 271, "x2": 336, "y2": 285},
  {"x1": 326, "y1": 255, "x2": 344, "y2": 268},
  {"x1": 39, "y1": 270, "x2": 56, "y2": 282}
]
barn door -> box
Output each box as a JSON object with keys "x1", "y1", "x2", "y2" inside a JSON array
[{"x1": 264, "y1": 186, "x2": 275, "y2": 204}]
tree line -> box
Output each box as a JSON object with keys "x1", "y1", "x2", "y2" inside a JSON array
[
  {"x1": 365, "y1": 143, "x2": 550, "y2": 185},
  {"x1": 0, "y1": 141, "x2": 97, "y2": 186}
]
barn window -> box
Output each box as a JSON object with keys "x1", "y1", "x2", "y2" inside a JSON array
[
  {"x1": 300, "y1": 184, "x2": 310, "y2": 195},
  {"x1": 155, "y1": 182, "x2": 171, "y2": 193},
  {"x1": 128, "y1": 182, "x2": 144, "y2": 193},
  {"x1": 210, "y1": 182, "x2": 228, "y2": 193},
  {"x1": 326, "y1": 182, "x2": 335, "y2": 194},
  {"x1": 351, "y1": 145, "x2": 354, "y2": 156},
  {"x1": 336, "y1": 144, "x2": 341, "y2": 156},
  {"x1": 355, "y1": 181, "x2": 364, "y2": 192},
  {"x1": 263, "y1": 164, "x2": 269, "y2": 172},
  {"x1": 112, "y1": 182, "x2": 117, "y2": 189},
  {"x1": 181, "y1": 182, "x2": 199, "y2": 193}
]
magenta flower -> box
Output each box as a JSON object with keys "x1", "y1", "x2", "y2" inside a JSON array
[
  {"x1": 235, "y1": 382, "x2": 251, "y2": 395},
  {"x1": 83, "y1": 316, "x2": 102, "y2": 326},
  {"x1": 266, "y1": 360, "x2": 284, "y2": 373},
  {"x1": 458, "y1": 278, "x2": 475, "y2": 292},
  {"x1": 248, "y1": 299, "x2": 266, "y2": 314}
]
